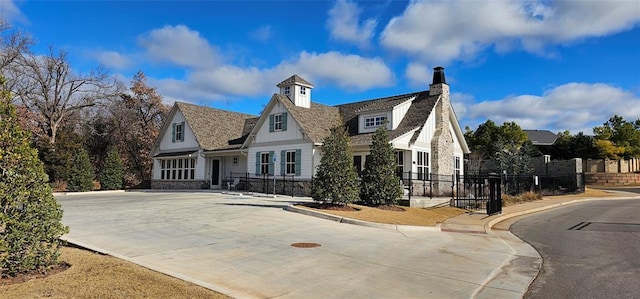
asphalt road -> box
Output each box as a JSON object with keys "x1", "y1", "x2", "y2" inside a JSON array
[{"x1": 511, "y1": 199, "x2": 640, "y2": 299}]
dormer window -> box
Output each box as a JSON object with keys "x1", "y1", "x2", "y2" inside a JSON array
[
  {"x1": 300, "y1": 86, "x2": 306, "y2": 95},
  {"x1": 364, "y1": 115, "x2": 387, "y2": 128},
  {"x1": 284, "y1": 86, "x2": 291, "y2": 95},
  {"x1": 274, "y1": 114, "x2": 283, "y2": 131}
]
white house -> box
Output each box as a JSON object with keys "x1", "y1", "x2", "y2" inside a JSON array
[{"x1": 151, "y1": 67, "x2": 470, "y2": 195}]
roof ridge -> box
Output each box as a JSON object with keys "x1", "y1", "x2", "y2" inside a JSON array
[{"x1": 176, "y1": 101, "x2": 258, "y2": 118}]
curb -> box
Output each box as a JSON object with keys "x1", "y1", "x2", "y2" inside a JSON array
[
  {"x1": 61, "y1": 236, "x2": 259, "y2": 299},
  {"x1": 283, "y1": 205, "x2": 440, "y2": 232},
  {"x1": 485, "y1": 195, "x2": 640, "y2": 232},
  {"x1": 53, "y1": 190, "x2": 126, "y2": 196}
]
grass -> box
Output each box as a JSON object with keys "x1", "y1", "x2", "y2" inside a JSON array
[
  {"x1": 0, "y1": 246, "x2": 230, "y2": 299},
  {"x1": 298, "y1": 204, "x2": 466, "y2": 226}
]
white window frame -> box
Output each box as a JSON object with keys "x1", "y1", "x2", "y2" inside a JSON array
[
  {"x1": 285, "y1": 150, "x2": 296, "y2": 175},
  {"x1": 284, "y1": 86, "x2": 291, "y2": 95},
  {"x1": 232, "y1": 156, "x2": 239, "y2": 166},
  {"x1": 300, "y1": 86, "x2": 306, "y2": 95},
  {"x1": 261, "y1": 152, "x2": 270, "y2": 175},
  {"x1": 364, "y1": 115, "x2": 387, "y2": 128},
  {"x1": 454, "y1": 156, "x2": 461, "y2": 179},
  {"x1": 274, "y1": 114, "x2": 283, "y2": 131},
  {"x1": 160, "y1": 158, "x2": 196, "y2": 180},
  {"x1": 416, "y1": 151, "x2": 430, "y2": 180}
]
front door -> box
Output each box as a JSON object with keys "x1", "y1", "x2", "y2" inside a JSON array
[{"x1": 211, "y1": 159, "x2": 220, "y2": 188}]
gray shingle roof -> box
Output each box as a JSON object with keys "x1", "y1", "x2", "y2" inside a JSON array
[
  {"x1": 276, "y1": 94, "x2": 341, "y2": 143},
  {"x1": 337, "y1": 91, "x2": 437, "y2": 144},
  {"x1": 176, "y1": 102, "x2": 257, "y2": 151},
  {"x1": 276, "y1": 75, "x2": 314, "y2": 88},
  {"x1": 173, "y1": 88, "x2": 441, "y2": 150},
  {"x1": 524, "y1": 130, "x2": 558, "y2": 146}
]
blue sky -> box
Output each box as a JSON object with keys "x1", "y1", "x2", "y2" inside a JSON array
[{"x1": 2, "y1": 0, "x2": 640, "y2": 134}]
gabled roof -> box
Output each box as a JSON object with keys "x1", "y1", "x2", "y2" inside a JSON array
[
  {"x1": 337, "y1": 91, "x2": 438, "y2": 144},
  {"x1": 276, "y1": 75, "x2": 314, "y2": 88},
  {"x1": 524, "y1": 129, "x2": 558, "y2": 146},
  {"x1": 175, "y1": 102, "x2": 257, "y2": 151},
  {"x1": 277, "y1": 94, "x2": 341, "y2": 143}
]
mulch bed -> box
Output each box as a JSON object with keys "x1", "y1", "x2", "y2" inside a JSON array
[
  {"x1": 375, "y1": 205, "x2": 406, "y2": 212},
  {"x1": 0, "y1": 263, "x2": 70, "y2": 286},
  {"x1": 301, "y1": 202, "x2": 359, "y2": 211}
]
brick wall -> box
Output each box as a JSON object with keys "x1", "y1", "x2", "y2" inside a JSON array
[
  {"x1": 584, "y1": 173, "x2": 640, "y2": 186},
  {"x1": 151, "y1": 180, "x2": 208, "y2": 189},
  {"x1": 583, "y1": 158, "x2": 640, "y2": 173}
]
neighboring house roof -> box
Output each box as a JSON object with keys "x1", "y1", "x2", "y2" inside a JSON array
[
  {"x1": 176, "y1": 102, "x2": 257, "y2": 151},
  {"x1": 524, "y1": 129, "x2": 558, "y2": 146},
  {"x1": 277, "y1": 75, "x2": 314, "y2": 88}
]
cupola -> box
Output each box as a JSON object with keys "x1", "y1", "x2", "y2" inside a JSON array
[{"x1": 277, "y1": 75, "x2": 314, "y2": 108}]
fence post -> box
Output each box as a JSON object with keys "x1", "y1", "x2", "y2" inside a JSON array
[
  {"x1": 429, "y1": 172, "x2": 433, "y2": 199},
  {"x1": 408, "y1": 171, "x2": 412, "y2": 201}
]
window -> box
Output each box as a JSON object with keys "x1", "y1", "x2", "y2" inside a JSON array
[
  {"x1": 284, "y1": 86, "x2": 291, "y2": 95},
  {"x1": 285, "y1": 151, "x2": 296, "y2": 175},
  {"x1": 232, "y1": 156, "x2": 239, "y2": 166},
  {"x1": 172, "y1": 122, "x2": 185, "y2": 142},
  {"x1": 261, "y1": 152, "x2": 270, "y2": 175},
  {"x1": 274, "y1": 114, "x2": 283, "y2": 131},
  {"x1": 160, "y1": 158, "x2": 196, "y2": 180},
  {"x1": 269, "y1": 113, "x2": 287, "y2": 132},
  {"x1": 353, "y1": 156, "x2": 362, "y2": 176},
  {"x1": 417, "y1": 151, "x2": 429, "y2": 180},
  {"x1": 395, "y1": 151, "x2": 404, "y2": 178},
  {"x1": 300, "y1": 86, "x2": 306, "y2": 95},
  {"x1": 454, "y1": 156, "x2": 461, "y2": 181},
  {"x1": 364, "y1": 115, "x2": 387, "y2": 128}
]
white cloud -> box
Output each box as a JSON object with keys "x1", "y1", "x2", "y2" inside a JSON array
[
  {"x1": 94, "y1": 51, "x2": 131, "y2": 69},
  {"x1": 461, "y1": 83, "x2": 640, "y2": 134},
  {"x1": 380, "y1": 0, "x2": 640, "y2": 63},
  {"x1": 177, "y1": 51, "x2": 394, "y2": 100},
  {"x1": 0, "y1": 0, "x2": 28, "y2": 24},
  {"x1": 405, "y1": 62, "x2": 431, "y2": 87},
  {"x1": 138, "y1": 25, "x2": 220, "y2": 68},
  {"x1": 249, "y1": 25, "x2": 273, "y2": 42},
  {"x1": 326, "y1": 0, "x2": 377, "y2": 48}
]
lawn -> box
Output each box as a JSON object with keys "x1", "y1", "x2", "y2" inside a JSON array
[
  {"x1": 297, "y1": 204, "x2": 466, "y2": 226},
  {"x1": 0, "y1": 246, "x2": 230, "y2": 299}
]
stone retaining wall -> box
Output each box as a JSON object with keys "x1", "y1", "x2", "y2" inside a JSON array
[{"x1": 584, "y1": 173, "x2": 640, "y2": 186}]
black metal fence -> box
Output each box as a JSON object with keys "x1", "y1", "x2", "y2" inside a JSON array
[{"x1": 226, "y1": 172, "x2": 311, "y2": 197}]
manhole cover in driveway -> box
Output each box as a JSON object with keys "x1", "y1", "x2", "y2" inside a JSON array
[{"x1": 291, "y1": 242, "x2": 321, "y2": 248}]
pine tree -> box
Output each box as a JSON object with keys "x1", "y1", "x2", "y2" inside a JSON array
[
  {"x1": 360, "y1": 125, "x2": 402, "y2": 206},
  {"x1": 312, "y1": 126, "x2": 359, "y2": 205},
  {"x1": 100, "y1": 147, "x2": 123, "y2": 190},
  {"x1": 67, "y1": 148, "x2": 94, "y2": 192},
  {"x1": 0, "y1": 79, "x2": 68, "y2": 276}
]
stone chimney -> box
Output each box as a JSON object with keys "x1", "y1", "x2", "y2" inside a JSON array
[{"x1": 429, "y1": 67, "x2": 454, "y2": 194}]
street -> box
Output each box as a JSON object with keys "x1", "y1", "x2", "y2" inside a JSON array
[{"x1": 511, "y1": 199, "x2": 640, "y2": 299}]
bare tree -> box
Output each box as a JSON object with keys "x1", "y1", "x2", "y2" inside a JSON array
[
  {"x1": 11, "y1": 47, "x2": 117, "y2": 144},
  {"x1": 0, "y1": 19, "x2": 32, "y2": 73}
]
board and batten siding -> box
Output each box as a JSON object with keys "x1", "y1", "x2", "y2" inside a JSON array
[
  {"x1": 254, "y1": 103, "x2": 305, "y2": 143},
  {"x1": 158, "y1": 110, "x2": 200, "y2": 151},
  {"x1": 248, "y1": 143, "x2": 314, "y2": 178},
  {"x1": 391, "y1": 97, "x2": 414, "y2": 130}
]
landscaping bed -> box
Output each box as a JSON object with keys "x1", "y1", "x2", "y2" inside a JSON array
[
  {"x1": 297, "y1": 203, "x2": 465, "y2": 226},
  {"x1": 0, "y1": 246, "x2": 229, "y2": 299}
]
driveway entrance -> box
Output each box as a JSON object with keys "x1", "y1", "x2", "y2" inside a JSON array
[{"x1": 57, "y1": 191, "x2": 537, "y2": 299}]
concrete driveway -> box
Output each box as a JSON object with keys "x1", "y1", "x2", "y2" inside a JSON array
[{"x1": 57, "y1": 191, "x2": 538, "y2": 299}]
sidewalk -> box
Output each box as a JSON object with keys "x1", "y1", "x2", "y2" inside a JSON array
[{"x1": 440, "y1": 188, "x2": 640, "y2": 234}]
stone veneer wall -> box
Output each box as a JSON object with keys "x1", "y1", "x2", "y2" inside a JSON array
[
  {"x1": 429, "y1": 83, "x2": 454, "y2": 195},
  {"x1": 151, "y1": 180, "x2": 208, "y2": 189},
  {"x1": 585, "y1": 173, "x2": 640, "y2": 186},
  {"x1": 583, "y1": 158, "x2": 640, "y2": 173}
]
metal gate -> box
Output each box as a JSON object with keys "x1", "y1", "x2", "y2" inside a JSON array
[{"x1": 452, "y1": 174, "x2": 502, "y2": 215}]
